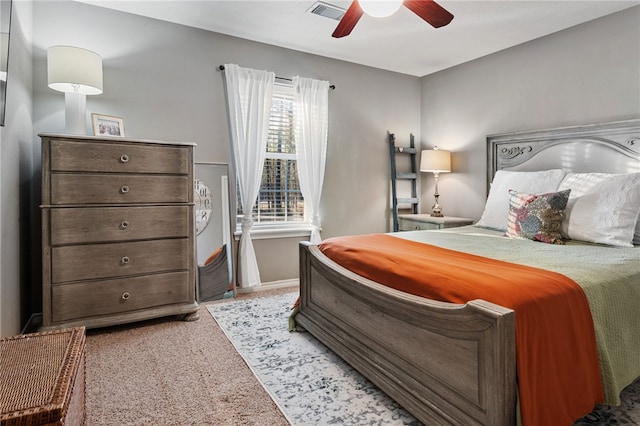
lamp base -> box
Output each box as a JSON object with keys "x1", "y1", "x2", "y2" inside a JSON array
[
  {"x1": 431, "y1": 193, "x2": 444, "y2": 217},
  {"x1": 64, "y1": 91, "x2": 87, "y2": 135}
]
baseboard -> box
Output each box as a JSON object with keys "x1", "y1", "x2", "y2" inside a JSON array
[
  {"x1": 236, "y1": 278, "x2": 298, "y2": 294},
  {"x1": 22, "y1": 313, "x2": 43, "y2": 334}
]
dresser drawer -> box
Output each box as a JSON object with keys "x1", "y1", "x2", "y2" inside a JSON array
[
  {"x1": 398, "y1": 219, "x2": 441, "y2": 231},
  {"x1": 50, "y1": 206, "x2": 192, "y2": 245},
  {"x1": 51, "y1": 271, "x2": 190, "y2": 322},
  {"x1": 50, "y1": 174, "x2": 190, "y2": 204},
  {"x1": 51, "y1": 238, "x2": 190, "y2": 283},
  {"x1": 50, "y1": 140, "x2": 190, "y2": 174},
  {"x1": 397, "y1": 215, "x2": 474, "y2": 231}
]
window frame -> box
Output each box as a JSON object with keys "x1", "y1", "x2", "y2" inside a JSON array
[{"x1": 234, "y1": 82, "x2": 312, "y2": 240}]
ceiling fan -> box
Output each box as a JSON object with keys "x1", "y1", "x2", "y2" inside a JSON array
[{"x1": 332, "y1": 0, "x2": 454, "y2": 38}]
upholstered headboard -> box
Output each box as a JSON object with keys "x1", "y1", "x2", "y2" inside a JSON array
[{"x1": 486, "y1": 119, "x2": 640, "y2": 193}]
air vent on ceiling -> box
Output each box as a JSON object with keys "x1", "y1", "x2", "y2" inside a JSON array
[{"x1": 307, "y1": 1, "x2": 346, "y2": 21}]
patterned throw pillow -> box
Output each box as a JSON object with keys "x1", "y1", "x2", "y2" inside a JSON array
[{"x1": 505, "y1": 189, "x2": 571, "y2": 244}]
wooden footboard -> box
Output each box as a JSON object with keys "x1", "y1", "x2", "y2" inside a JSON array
[{"x1": 296, "y1": 242, "x2": 517, "y2": 426}]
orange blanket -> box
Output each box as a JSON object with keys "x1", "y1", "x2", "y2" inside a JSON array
[{"x1": 319, "y1": 234, "x2": 603, "y2": 426}]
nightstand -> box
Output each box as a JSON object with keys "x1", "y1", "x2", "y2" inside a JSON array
[{"x1": 398, "y1": 214, "x2": 474, "y2": 231}]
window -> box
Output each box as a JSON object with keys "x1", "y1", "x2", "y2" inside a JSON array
[{"x1": 237, "y1": 83, "x2": 306, "y2": 230}]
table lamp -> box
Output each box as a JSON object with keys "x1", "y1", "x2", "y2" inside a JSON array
[
  {"x1": 420, "y1": 147, "x2": 451, "y2": 217},
  {"x1": 47, "y1": 45, "x2": 103, "y2": 135}
]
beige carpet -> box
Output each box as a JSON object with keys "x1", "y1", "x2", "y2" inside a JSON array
[
  {"x1": 85, "y1": 287, "x2": 638, "y2": 425},
  {"x1": 85, "y1": 289, "x2": 293, "y2": 426}
]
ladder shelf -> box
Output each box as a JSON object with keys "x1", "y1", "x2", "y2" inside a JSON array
[{"x1": 389, "y1": 132, "x2": 419, "y2": 232}]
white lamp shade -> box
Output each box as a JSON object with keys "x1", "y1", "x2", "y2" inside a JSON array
[
  {"x1": 421, "y1": 149, "x2": 451, "y2": 173},
  {"x1": 47, "y1": 45, "x2": 103, "y2": 95},
  {"x1": 359, "y1": 0, "x2": 403, "y2": 18}
]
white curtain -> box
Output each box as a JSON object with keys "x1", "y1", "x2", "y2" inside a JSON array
[
  {"x1": 293, "y1": 76, "x2": 330, "y2": 244},
  {"x1": 223, "y1": 64, "x2": 274, "y2": 288}
]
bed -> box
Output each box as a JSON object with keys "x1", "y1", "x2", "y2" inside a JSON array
[{"x1": 294, "y1": 119, "x2": 640, "y2": 426}]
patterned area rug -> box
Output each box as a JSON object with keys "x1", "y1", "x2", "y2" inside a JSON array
[
  {"x1": 207, "y1": 292, "x2": 639, "y2": 426},
  {"x1": 575, "y1": 380, "x2": 640, "y2": 425},
  {"x1": 207, "y1": 292, "x2": 419, "y2": 425}
]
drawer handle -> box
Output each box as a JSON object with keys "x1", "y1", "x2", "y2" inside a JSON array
[
  {"x1": 120, "y1": 220, "x2": 129, "y2": 230},
  {"x1": 120, "y1": 185, "x2": 130, "y2": 194},
  {"x1": 121, "y1": 292, "x2": 131, "y2": 301},
  {"x1": 120, "y1": 154, "x2": 129, "y2": 163},
  {"x1": 121, "y1": 256, "x2": 130, "y2": 264}
]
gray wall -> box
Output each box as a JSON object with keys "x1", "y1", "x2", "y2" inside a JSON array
[
  {"x1": 419, "y1": 6, "x2": 640, "y2": 220},
  {"x1": 31, "y1": 1, "x2": 420, "y2": 288},
  {"x1": 0, "y1": 0, "x2": 34, "y2": 336}
]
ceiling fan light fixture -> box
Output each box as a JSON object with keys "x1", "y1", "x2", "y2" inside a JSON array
[{"x1": 358, "y1": 0, "x2": 403, "y2": 18}]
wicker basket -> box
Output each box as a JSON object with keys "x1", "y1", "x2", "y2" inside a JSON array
[{"x1": 0, "y1": 327, "x2": 86, "y2": 426}]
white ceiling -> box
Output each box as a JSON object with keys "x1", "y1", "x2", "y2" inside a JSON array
[{"x1": 76, "y1": 0, "x2": 639, "y2": 77}]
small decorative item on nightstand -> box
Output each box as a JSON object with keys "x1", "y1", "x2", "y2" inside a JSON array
[{"x1": 398, "y1": 214, "x2": 473, "y2": 231}]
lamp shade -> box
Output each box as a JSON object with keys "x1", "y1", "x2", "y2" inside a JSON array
[
  {"x1": 47, "y1": 46, "x2": 103, "y2": 95},
  {"x1": 359, "y1": 0, "x2": 403, "y2": 18},
  {"x1": 420, "y1": 148, "x2": 451, "y2": 173}
]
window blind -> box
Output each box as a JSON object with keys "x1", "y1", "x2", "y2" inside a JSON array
[{"x1": 238, "y1": 85, "x2": 305, "y2": 224}]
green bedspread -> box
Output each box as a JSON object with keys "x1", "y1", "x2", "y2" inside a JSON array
[{"x1": 394, "y1": 225, "x2": 640, "y2": 405}]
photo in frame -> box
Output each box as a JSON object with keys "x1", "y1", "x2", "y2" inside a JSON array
[{"x1": 91, "y1": 113, "x2": 125, "y2": 137}]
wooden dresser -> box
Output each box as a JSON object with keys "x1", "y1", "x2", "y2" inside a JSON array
[{"x1": 40, "y1": 133, "x2": 199, "y2": 330}]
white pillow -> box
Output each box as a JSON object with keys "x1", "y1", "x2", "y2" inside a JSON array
[
  {"x1": 557, "y1": 172, "x2": 616, "y2": 197},
  {"x1": 558, "y1": 172, "x2": 640, "y2": 247},
  {"x1": 476, "y1": 169, "x2": 566, "y2": 231}
]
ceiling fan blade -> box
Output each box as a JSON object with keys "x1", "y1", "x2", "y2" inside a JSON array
[
  {"x1": 403, "y1": 0, "x2": 454, "y2": 28},
  {"x1": 332, "y1": 1, "x2": 364, "y2": 38}
]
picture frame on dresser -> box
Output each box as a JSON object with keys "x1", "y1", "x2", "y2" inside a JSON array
[{"x1": 91, "y1": 113, "x2": 125, "y2": 137}]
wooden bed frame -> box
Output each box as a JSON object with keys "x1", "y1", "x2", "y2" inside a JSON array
[{"x1": 295, "y1": 119, "x2": 640, "y2": 426}]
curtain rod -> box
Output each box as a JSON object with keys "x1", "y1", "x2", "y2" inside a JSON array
[{"x1": 217, "y1": 65, "x2": 335, "y2": 90}]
